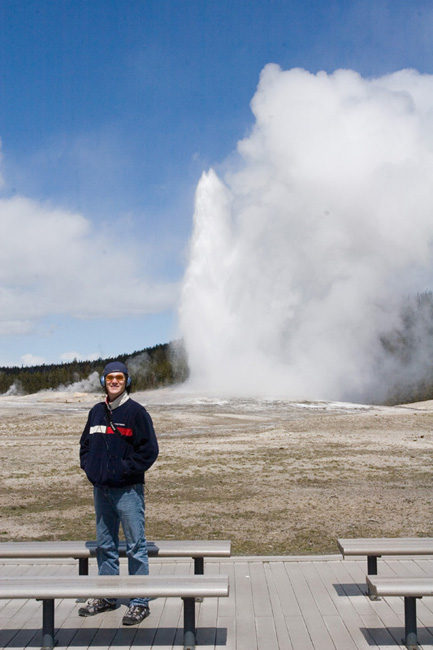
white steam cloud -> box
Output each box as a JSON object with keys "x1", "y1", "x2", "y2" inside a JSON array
[
  {"x1": 57, "y1": 371, "x2": 101, "y2": 393},
  {"x1": 180, "y1": 65, "x2": 433, "y2": 402}
]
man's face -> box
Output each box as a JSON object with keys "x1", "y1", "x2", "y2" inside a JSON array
[{"x1": 105, "y1": 372, "x2": 126, "y2": 401}]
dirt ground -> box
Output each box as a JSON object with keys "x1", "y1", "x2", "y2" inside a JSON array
[{"x1": 0, "y1": 388, "x2": 432, "y2": 556}]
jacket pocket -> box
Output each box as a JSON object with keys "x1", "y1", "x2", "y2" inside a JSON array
[{"x1": 107, "y1": 456, "x2": 124, "y2": 483}]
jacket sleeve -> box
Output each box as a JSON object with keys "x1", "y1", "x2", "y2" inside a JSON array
[
  {"x1": 122, "y1": 407, "x2": 159, "y2": 475},
  {"x1": 79, "y1": 414, "x2": 91, "y2": 471}
]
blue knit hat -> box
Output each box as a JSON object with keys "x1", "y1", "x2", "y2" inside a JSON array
[{"x1": 102, "y1": 361, "x2": 129, "y2": 377}]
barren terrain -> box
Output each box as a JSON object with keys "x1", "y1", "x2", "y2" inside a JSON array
[{"x1": 0, "y1": 389, "x2": 432, "y2": 555}]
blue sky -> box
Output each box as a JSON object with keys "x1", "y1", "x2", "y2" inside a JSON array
[{"x1": 0, "y1": 0, "x2": 432, "y2": 367}]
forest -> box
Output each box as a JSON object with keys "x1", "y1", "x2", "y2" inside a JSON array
[{"x1": 0, "y1": 340, "x2": 189, "y2": 396}]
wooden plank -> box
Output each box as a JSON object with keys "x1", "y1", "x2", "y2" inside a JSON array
[
  {"x1": 314, "y1": 561, "x2": 376, "y2": 650},
  {"x1": 356, "y1": 607, "x2": 401, "y2": 648},
  {"x1": 213, "y1": 562, "x2": 236, "y2": 619},
  {"x1": 268, "y1": 561, "x2": 302, "y2": 617},
  {"x1": 215, "y1": 615, "x2": 235, "y2": 650},
  {"x1": 196, "y1": 604, "x2": 217, "y2": 647},
  {"x1": 207, "y1": 561, "x2": 236, "y2": 648},
  {"x1": 415, "y1": 597, "x2": 433, "y2": 638},
  {"x1": 249, "y1": 561, "x2": 273, "y2": 617},
  {"x1": 65, "y1": 615, "x2": 101, "y2": 650},
  {"x1": 197, "y1": 560, "x2": 228, "y2": 648},
  {"x1": 299, "y1": 561, "x2": 339, "y2": 616},
  {"x1": 323, "y1": 615, "x2": 359, "y2": 650},
  {"x1": 284, "y1": 562, "x2": 336, "y2": 650},
  {"x1": 285, "y1": 615, "x2": 314, "y2": 650},
  {"x1": 149, "y1": 596, "x2": 181, "y2": 650},
  {"x1": 234, "y1": 562, "x2": 257, "y2": 650},
  {"x1": 415, "y1": 557, "x2": 433, "y2": 575},
  {"x1": 325, "y1": 559, "x2": 380, "y2": 645},
  {"x1": 107, "y1": 623, "x2": 139, "y2": 650},
  {"x1": 141, "y1": 558, "x2": 178, "y2": 649},
  {"x1": 362, "y1": 594, "x2": 406, "y2": 647},
  {"x1": 149, "y1": 556, "x2": 185, "y2": 650},
  {"x1": 263, "y1": 562, "x2": 294, "y2": 650},
  {"x1": 75, "y1": 625, "x2": 120, "y2": 650},
  {"x1": 255, "y1": 614, "x2": 279, "y2": 650},
  {"x1": 55, "y1": 607, "x2": 92, "y2": 650},
  {"x1": 0, "y1": 598, "x2": 43, "y2": 650},
  {"x1": 386, "y1": 558, "x2": 429, "y2": 577},
  {"x1": 131, "y1": 622, "x2": 159, "y2": 649}
]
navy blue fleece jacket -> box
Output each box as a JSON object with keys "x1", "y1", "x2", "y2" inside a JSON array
[{"x1": 79, "y1": 394, "x2": 159, "y2": 488}]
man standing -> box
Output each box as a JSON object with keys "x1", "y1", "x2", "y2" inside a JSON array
[{"x1": 78, "y1": 361, "x2": 159, "y2": 625}]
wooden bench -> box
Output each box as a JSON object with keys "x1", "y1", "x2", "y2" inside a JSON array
[
  {"x1": 337, "y1": 537, "x2": 433, "y2": 575},
  {"x1": 0, "y1": 573, "x2": 229, "y2": 650},
  {"x1": 0, "y1": 539, "x2": 231, "y2": 575},
  {"x1": 366, "y1": 575, "x2": 433, "y2": 650}
]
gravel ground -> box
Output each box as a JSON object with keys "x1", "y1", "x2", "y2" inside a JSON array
[{"x1": 0, "y1": 388, "x2": 432, "y2": 555}]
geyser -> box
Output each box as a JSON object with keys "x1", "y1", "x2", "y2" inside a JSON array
[{"x1": 180, "y1": 65, "x2": 433, "y2": 402}]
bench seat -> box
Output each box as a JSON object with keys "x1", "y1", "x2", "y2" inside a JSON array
[
  {"x1": 366, "y1": 575, "x2": 433, "y2": 650},
  {"x1": 337, "y1": 537, "x2": 433, "y2": 574},
  {"x1": 0, "y1": 574, "x2": 229, "y2": 650},
  {"x1": 0, "y1": 539, "x2": 232, "y2": 575},
  {"x1": 0, "y1": 573, "x2": 229, "y2": 600},
  {"x1": 366, "y1": 576, "x2": 433, "y2": 599}
]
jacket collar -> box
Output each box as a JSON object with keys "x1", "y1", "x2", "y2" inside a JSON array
[{"x1": 106, "y1": 390, "x2": 130, "y2": 410}]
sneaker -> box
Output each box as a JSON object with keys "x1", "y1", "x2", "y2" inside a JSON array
[
  {"x1": 78, "y1": 598, "x2": 116, "y2": 617},
  {"x1": 122, "y1": 604, "x2": 150, "y2": 626}
]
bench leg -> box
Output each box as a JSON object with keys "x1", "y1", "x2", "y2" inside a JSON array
[
  {"x1": 183, "y1": 597, "x2": 196, "y2": 650},
  {"x1": 78, "y1": 557, "x2": 89, "y2": 575},
  {"x1": 193, "y1": 557, "x2": 204, "y2": 575},
  {"x1": 193, "y1": 557, "x2": 204, "y2": 603},
  {"x1": 75, "y1": 558, "x2": 90, "y2": 602},
  {"x1": 367, "y1": 555, "x2": 378, "y2": 575},
  {"x1": 41, "y1": 599, "x2": 56, "y2": 650},
  {"x1": 403, "y1": 597, "x2": 418, "y2": 650},
  {"x1": 366, "y1": 556, "x2": 381, "y2": 600}
]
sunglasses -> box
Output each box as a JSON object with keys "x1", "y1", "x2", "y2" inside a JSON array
[{"x1": 105, "y1": 373, "x2": 125, "y2": 383}]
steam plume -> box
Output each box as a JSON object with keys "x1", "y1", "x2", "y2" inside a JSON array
[{"x1": 180, "y1": 66, "x2": 433, "y2": 402}]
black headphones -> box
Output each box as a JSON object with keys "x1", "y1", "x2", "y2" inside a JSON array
[{"x1": 100, "y1": 374, "x2": 132, "y2": 388}]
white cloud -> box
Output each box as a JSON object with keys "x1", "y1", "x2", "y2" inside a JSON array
[
  {"x1": 0, "y1": 320, "x2": 35, "y2": 337},
  {"x1": 0, "y1": 193, "x2": 178, "y2": 337},
  {"x1": 21, "y1": 353, "x2": 46, "y2": 366},
  {"x1": 60, "y1": 351, "x2": 100, "y2": 362}
]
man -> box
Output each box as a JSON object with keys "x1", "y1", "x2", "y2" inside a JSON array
[{"x1": 78, "y1": 361, "x2": 159, "y2": 625}]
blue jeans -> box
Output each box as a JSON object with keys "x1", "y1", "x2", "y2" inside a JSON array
[{"x1": 94, "y1": 483, "x2": 149, "y2": 607}]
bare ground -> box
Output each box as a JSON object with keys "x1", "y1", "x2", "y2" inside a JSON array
[{"x1": 0, "y1": 389, "x2": 432, "y2": 555}]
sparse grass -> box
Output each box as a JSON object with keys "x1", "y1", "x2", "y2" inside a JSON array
[{"x1": 1, "y1": 400, "x2": 433, "y2": 555}]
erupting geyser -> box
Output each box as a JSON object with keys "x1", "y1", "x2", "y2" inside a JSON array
[{"x1": 180, "y1": 65, "x2": 433, "y2": 402}]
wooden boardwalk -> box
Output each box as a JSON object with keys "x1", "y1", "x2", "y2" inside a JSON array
[{"x1": 1, "y1": 555, "x2": 433, "y2": 649}]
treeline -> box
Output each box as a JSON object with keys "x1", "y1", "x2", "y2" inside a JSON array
[
  {"x1": 0, "y1": 340, "x2": 189, "y2": 395},
  {"x1": 379, "y1": 291, "x2": 433, "y2": 404}
]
